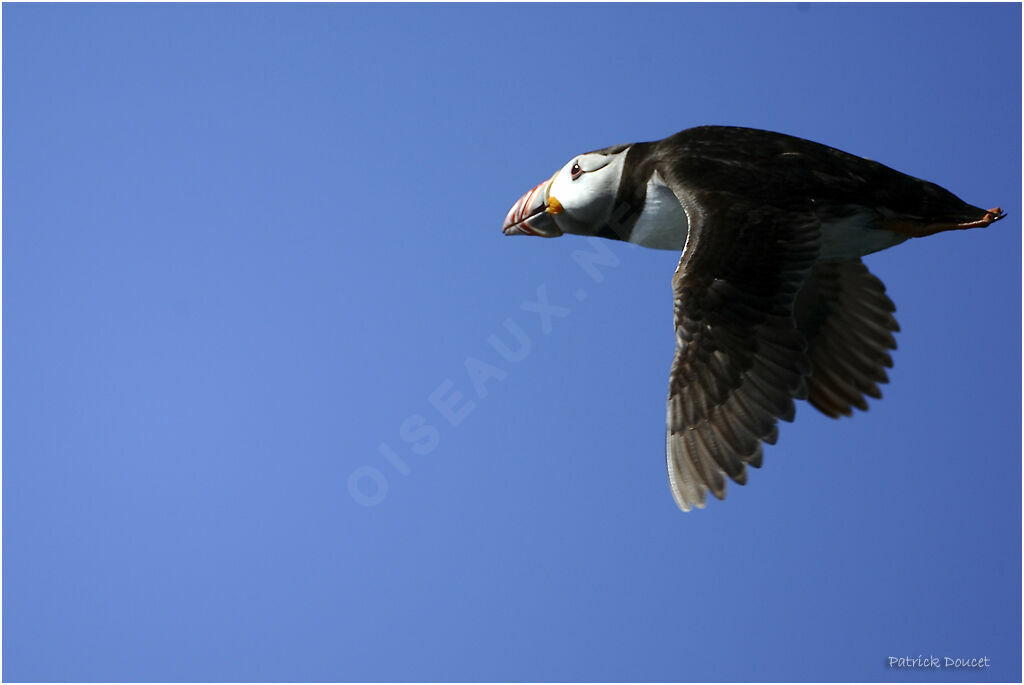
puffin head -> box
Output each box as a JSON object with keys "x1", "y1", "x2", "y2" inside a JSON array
[{"x1": 502, "y1": 145, "x2": 630, "y2": 238}]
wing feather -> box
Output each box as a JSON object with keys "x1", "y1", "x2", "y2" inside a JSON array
[
  {"x1": 662, "y1": 186, "x2": 821, "y2": 511},
  {"x1": 794, "y1": 259, "x2": 901, "y2": 419}
]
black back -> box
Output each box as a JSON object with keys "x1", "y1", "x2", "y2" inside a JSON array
[{"x1": 645, "y1": 125, "x2": 986, "y2": 222}]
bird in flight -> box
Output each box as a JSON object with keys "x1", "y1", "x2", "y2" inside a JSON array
[{"x1": 502, "y1": 126, "x2": 1004, "y2": 511}]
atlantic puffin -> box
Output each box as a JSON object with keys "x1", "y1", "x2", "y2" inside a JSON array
[{"x1": 502, "y1": 125, "x2": 1004, "y2": 512}]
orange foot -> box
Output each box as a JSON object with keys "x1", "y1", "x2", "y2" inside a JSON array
[
  {"x1": 956, "y1": 207, "x2": 1007, "y2": 229},
  {"x1": 882, "y1": 207, "x2": 1006, "y2": 238}
]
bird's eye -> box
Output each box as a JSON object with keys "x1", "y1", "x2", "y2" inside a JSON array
[{"x1": 571, "y1": 161, "x2": 583, "y2": 180}]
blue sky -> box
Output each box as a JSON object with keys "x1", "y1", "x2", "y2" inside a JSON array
[{"x1": 3, "y1": 3, "x2": 1020, "y2": 682}]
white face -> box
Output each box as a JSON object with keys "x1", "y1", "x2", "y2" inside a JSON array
[
  {"x1": 547, "y1": 148, "x2": 629, "y2": 235},
  {"x1": 502, "y1": 146, "x2": 630, "y2": 239}
]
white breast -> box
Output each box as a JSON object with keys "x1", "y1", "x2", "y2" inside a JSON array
[{"x1": 629, "y1": 172, "x2": 688, "y2": 251}]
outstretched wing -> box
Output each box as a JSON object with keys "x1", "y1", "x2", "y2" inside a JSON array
[
  {"x1": 665, "y1": 190, "x2": 820, "y2": 511},
  {"x1": 794, "y1": 259, "x2": 900, "y2": 418}
]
